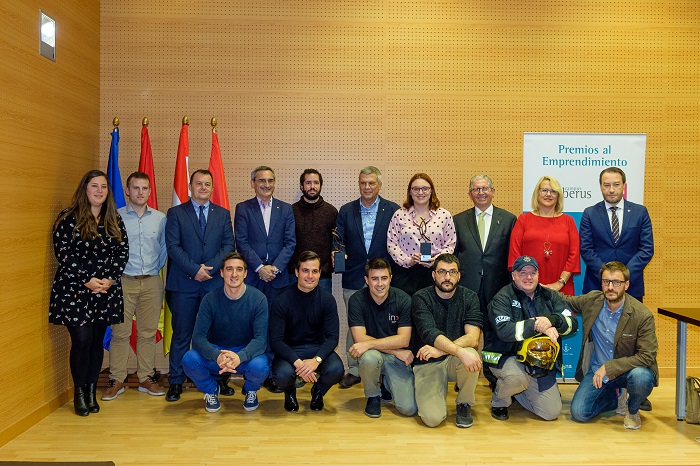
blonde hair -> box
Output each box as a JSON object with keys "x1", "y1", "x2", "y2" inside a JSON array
[{"x1": 530, "y1": 176, "x2": 564, "y2": 214}]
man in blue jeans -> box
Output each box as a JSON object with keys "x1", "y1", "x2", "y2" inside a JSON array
[
  {"x1": 182, "y1": 252, "x2": 270, "y2": 413},
  {"x1": 562, "y1": 261, "x2": 658, "y2": 429}
]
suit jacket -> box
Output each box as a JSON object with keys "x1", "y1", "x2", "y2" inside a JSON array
[
  {"x1": 234, "y1": 197, "x2": 296, "y2": 290},
  {"x1": 335, "y1": 196, "x2": 400, "y2": 290},
  {"x1": 579, "y1": 200, "x2": 654, "y2": 298},
  {"x1": 563, "y1": 290, "x2": 658, "y2": 386},
  {"x1": 453, "y1": 205, "x2": 516, "y2": 311},
  {"x1": 165, "y1": 201, "x2": 235, "y2": 293}
]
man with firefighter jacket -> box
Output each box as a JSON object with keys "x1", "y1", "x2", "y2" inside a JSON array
[{"x1": 482, "y1": 255, "x2": 577, "y2": 421}]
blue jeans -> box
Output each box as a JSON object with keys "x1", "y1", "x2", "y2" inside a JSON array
[
  {"x1": 182, "y1": 345, "x2": 270, "y2": 395},
  {"x1": 570, "y1": 367, "x2": 655, "y2": 422},
  {"x1": 271, "y1": 344, "x2": 344, "y2": 395}
]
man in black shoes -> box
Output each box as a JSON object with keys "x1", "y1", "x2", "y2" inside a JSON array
[
  {"x1": 412, "y1": 254, "x2": 483, "y2": 428},
  {"x1": 348, "y1": 258, "x2": 417, "y2": 419},
  {"x1": 269, "y1": 251, "x2": 344, "y2": 412}
]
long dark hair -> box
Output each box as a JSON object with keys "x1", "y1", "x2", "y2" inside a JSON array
[{"x1": 53, "y1": 170, "x2": 122, "y2": 241}]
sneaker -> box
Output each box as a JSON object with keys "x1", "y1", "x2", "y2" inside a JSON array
[
  {"x1": 138, "y1": 376, "x2": 166, "y2": 396},
  {"x1": 624, "y1": 411, "x2": 642, "y2": 430},
  {"x1": 364, "y1": 396, "x2": 381, "y2": 418},
  {"x1": 243, "y1": 390, "x2": 259, "y2": 411},
  {"x1": 101, "y1": 379, "x2": 125, "y2": 401},
  {"x1": 204, "y1": 387, "x2": 220, "y2": 413},
  {"x1": 456, "y1": 403, "x2": 473, "y2": 428},
  {"x1": 616, "y1": 389, "x2": 628, "y2": 415}
]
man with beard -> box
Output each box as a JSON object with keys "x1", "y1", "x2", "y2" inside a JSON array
[
  {"x1": 563, "y1": 261, "x2": 658, "y2": 430},
  {"x1": 290, "y1": 169, "x2": 338, "y2": 293},
  {"x1": 411, "y1": 253, "x2": 483, "y2": 428}
]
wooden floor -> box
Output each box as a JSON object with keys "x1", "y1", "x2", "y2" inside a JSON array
[{"x1": 1, "y1": 377, "x2": 698, "y2": 465}]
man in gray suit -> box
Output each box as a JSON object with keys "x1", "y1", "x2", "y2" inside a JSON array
[{"x1": 453, "y1": 174, "x2": 516, "y2": 318}]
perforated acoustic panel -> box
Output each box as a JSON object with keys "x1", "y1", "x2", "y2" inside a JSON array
[{"x1": 100, "y1": 0, "x2": 700, "y2": 372}]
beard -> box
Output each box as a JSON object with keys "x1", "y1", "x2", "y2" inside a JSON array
[
  {"x1": 605, "y1": 289, "x2": 625, "y2": 304},
  {"x1": 303, "y1": 190, "x2": 320, "y2": 201},
  {"x1": 435, "y1": 280, "x2": 456, "y2": 293}
]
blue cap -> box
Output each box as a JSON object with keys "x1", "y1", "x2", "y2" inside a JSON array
[{"x1": 512, "y1": 255, "x2": 538, "y2": 271}]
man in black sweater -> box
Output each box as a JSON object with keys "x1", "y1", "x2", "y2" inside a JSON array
[
  {"x1": 412, "y1": 253, "x2": 483, "y2": 428},
  {"x1": 269, "y1": 251, "x2": 344, "y2": 412}
]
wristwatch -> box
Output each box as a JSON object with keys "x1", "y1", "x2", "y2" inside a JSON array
[{"x1": 314, "y1": 356, "x2": 322, "y2": 364}]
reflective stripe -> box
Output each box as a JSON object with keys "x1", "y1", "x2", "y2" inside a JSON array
[
  {"x1": 482, "y1": 351, "x2": 502, "y2": 365},
  {"x1": 515, "y1": 320, "x2": 525, "y2": 341},
  {"x1": 561, "y1": 315, "x2": 573, "y2": 335}
]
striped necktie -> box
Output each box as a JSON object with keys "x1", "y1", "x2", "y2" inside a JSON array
[{"x1": 610, "y1": 206, "x2": 619, "y2": 243}]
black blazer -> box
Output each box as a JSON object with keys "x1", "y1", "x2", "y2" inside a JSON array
[{"x1": 453, "y1": 205, "x2": 516, "y2": 311}]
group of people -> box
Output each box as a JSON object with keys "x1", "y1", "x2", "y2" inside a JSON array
[{"x1": 50, "y1": 164, "x2": 658, "y2": 430}]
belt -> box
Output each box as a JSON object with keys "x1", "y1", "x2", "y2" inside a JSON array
[{"x1": 126, "y1": 274, "x2": 153, "y2": 279}]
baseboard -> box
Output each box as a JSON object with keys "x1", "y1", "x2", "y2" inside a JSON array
[
  {"x1": 658, "y1": 366, "x2": 700, "y2": 379},
  {"x1": 0, "y1": 389, "x2": 72, "y2": 447}
]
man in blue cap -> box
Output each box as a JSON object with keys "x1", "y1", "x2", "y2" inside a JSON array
[{"x1": 482, "y1": 255, "x2": 577, "y2": 421}]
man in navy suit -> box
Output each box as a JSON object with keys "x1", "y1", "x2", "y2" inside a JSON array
[
  {"x1": 580, "y1": 167, "x2": 654, "y2": 302},
  {"x1": 234, "y1": 166, "x2": 296, "y2": 307},
  {"x1": 453, "y1": 174, "x2": 516, "y2": 318},
  {"x1": 165, "y1": 169, "x2": 235, "y2": 401},
  {"x1": 335, "y1": 166, "x2": 400, "y2": 388},
  {"x1": 580, "y1": 167, "x2": 654, "y2": 411}
]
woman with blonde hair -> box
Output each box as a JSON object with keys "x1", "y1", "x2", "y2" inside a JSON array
[
  {"x1": 387, "y1": 173, "x2": 456, "y2": 295},
  {"x1": 50, "y1": 170, "x2": 128, "y2": 416},
  {"x1": 508, "y1": 175, "x2": 580, "y2": 295}
]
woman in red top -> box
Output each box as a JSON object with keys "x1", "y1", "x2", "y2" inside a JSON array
[{"x1": 509, "y1": 176, "x2": 580, "y2": 295}]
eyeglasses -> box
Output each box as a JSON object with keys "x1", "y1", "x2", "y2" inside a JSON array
[
  {"x1": 539, "y1": 188, "x2": 557, "y2": 195},
  {"x1": 470, "y1": 187, "x2": 492, "y2": 194},
  {"x1": 411, "y1": 186, "x2": 432, "y2": 194},
  {"x1": 602, "y1": 279, "x2": 626, "y2": 287},
  {"x1": 435, "y1": 269, "x2": 459, "y2": 277},
  {"x1": 516, "y1": 270, "x2": 537, "y2": 278}
]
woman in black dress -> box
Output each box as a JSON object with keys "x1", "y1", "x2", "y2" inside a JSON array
[{"x1": 50, "y1": 170, "x2": 128, "y2": 416}]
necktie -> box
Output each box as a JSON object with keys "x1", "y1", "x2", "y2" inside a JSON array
[
  {"x1": 610, "y1": 206, "x2": 619, "y2": 243},
  {"x1": 477, "y1": 211, "x2": 486, "y2": 249},
  {"x1": 199, "y1": 205, "x2": 207, "y2": 236}
]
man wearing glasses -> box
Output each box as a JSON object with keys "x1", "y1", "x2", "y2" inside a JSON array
[
  {"x1": 411, "y1": 253, "x2": 482, "y2": 428},
  {"x1": 483, "y1": 255, "x2": 577, "y2": 421},
  {"x1": 562, "y1": 261, "x2": 658, "y2": 430},
  {"x1": 453, "y1": 174, "x2": 516, "y2": 319}
]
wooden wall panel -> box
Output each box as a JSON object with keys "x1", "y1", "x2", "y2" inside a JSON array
[
  {"x1": 0, "y1": 0, "x2": 100, "y2": 445},
  {"x1": 99, "y1": 0, "x2": 700, "y2": 374}
]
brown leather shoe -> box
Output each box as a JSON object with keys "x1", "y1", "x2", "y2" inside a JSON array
[
  {"x1": 102, "y1": 380, "x2": 125, "y2": 401},
  {"x1": 138, "y1": 376, "x2": 166, "y2": 396}
]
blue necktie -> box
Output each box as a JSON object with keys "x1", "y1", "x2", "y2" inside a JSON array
[{"x1": 199, "y1": 205, "x2": 206, "y2": 235}]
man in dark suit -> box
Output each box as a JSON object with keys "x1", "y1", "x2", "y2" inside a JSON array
[
  {"x1": 165, "y1": 169, "x2": 235, "y2": 401},
  {"x1": 234, "y1": 165, "x2": 296, "y2": 307},
  {"x1": 580, "y1": 167, "x2": 654, "y2": 411},
  {"x1": 580, "y1": 167, "x2": 654, "y2": 302},
  {"x1": 453, "y1": 174, "x2": 516, "y2": 318},
  {"x1": 335, "y1": 166, "x2": 399, "y2": 388}
]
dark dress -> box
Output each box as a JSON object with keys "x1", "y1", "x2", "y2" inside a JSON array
[{"x1": 49, "y1": 211, "x2": 129, "y2": 326}]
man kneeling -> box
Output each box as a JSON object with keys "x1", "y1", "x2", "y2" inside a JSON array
[
  {"x1": 483, "y1": 256, "x2": 577, "y2": 421},
  {"x1": 348, "y1": 258, "x2": 417, "y2": 418},
  {"x1": 562, "y1": 261, "x2": 658, "y2": 430},
  {"x1": 182, "y1": 252, "x2": 270, "y2": 413}
]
